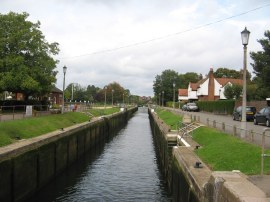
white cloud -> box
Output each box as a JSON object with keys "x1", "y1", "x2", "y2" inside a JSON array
[{"x1": 1, "y1": 0, "x2": 270, "y2": 96}]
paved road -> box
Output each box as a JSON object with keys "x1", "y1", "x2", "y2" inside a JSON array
[{"x1": 167, "y1": 107, "x2": 270, "y2": 149}]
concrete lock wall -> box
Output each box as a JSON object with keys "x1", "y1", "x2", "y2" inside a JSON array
[
  {"x1": 148, "y1": 109, "x2": 268, "y2": 202},
  {"x1": 148, "y1": 109, "x2": 176, "y2": 193},
  {"x1": 0, "y1": 107, "x2": 137, "y2": 202}
]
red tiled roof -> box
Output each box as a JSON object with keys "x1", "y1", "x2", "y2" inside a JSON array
[
  {"x1": 189, "y1": 82, "x2": 197, "y2": 90},
  {"x1": 189, "y1": 78, "x2": 208, "y2": 91},
  {"x1": 178, "y1": 89, "x2": 188, "y2": 96},
  {"x1": 216, "y1": 78, "x2": 243, "y2": 86}
]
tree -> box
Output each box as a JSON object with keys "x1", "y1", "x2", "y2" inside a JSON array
[
  {"x1": 214, "y1": 67, "x2": 241, "y2": 79},
  {"x1": 250, "y1": 30, "x2": 270, "y2": 98},
  {"x1": 153, "y1": 69, "x2": 179, "y2": 104},
  {"x1": 224, "y1": 84, "x2": 242, "y2": 100},
  {"x1": 214, "y1": 67, "x2": 251, "y2": 81},
  {"x1": 153, "y1": 70, "x2": 202, "y2": 105},
  {"x1": 179, "y1": 72, "x2": 202, "y2": 88},
  {"x1": 96, "y1": 82, "x2": 126, "y2": 104},
  {"x1": 0, "y1": 12, "x2": 59, "y2": 99}
]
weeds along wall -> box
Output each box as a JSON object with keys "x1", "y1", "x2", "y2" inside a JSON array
[{"x1": 0, "y1": 107, "x2": 137, "y2": 202}]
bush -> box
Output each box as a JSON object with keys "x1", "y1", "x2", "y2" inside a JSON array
[{"x1": 166, "y1": 101, "x2": 180, "y2": 108}]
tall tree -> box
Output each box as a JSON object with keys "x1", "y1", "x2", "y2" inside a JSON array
[
  {"x1": 153, "y1": 69, "x2": 179, "y2": 104},
  {"x1": 0, "y1": 12, "x2": 59, "y2": 99},
  {"x1": 250, "y1": 30, "x2": 270, "y2": 98},
  {"x1": 96, "y1": 82, "x2": 126, "y2": 104},
  {"x1": 153, "y1": 70, "x2": 201, "y2": 104}
]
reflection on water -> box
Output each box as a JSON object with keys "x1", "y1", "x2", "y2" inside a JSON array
[{"x1": 29, "y1": 107, "x2": 171, "y2": 201}]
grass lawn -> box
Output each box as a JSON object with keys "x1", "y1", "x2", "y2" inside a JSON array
[
  {"x1": 155, "y1": 108, "x2": 182, "y2": 130},
  {"x1": 154, "y1": 108, "x2": 270, "y2": 175},
  {"x1": 0, "y1": 108, "x2": 121, "y2": 147},
  {"x1": 87, "y1": 107, "x2": 120, "y2": 117},
  {"x1": 0, "y1": 112, "x2": 90, "y2": 147},
  {"x1": 193, "y1": 127, "x2": 270, "y2": 175}
]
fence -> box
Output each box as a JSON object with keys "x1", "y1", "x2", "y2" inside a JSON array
[
  {"x1": 0, "y1": 103, "x2": 97, "y2": 122},
  {"x1": 0, "y1": 105, "x2": 51, "y2": 122},
  {"x1": 188, "y1": 113, "x2": 267, "y2": 147}
]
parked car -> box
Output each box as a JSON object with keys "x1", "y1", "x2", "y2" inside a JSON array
[
  {"x1": 182, "y1": 104, "x2": 187, "y2": 111},
  {"x1": 254, "y1": 107, "x2": 270, "y2": 127},
  {"x1": 232, "y1": 106, "x2": 256, "y2": 121},
  {"x1": 186, "y1": 103, "x2": 199, "y2": 112}
]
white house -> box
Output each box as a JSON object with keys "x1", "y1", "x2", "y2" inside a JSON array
[{"x1": 178, "y1": 68, "x2": 243, "y2": 102}]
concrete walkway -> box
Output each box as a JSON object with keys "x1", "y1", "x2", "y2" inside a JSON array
[{"x1": 167, "y1": 107, "x2": 270, "y2": 199}]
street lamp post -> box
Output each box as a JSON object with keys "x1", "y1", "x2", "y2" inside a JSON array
[
  {"x1": 104, "y1": 86, "x2": 107, "y2": 109},
  {"x1": 62, "y1": 66, "x2": 67, "y2": 114},
  {"x1": 173, "y1": 82, "x2": 176, "y2": 108},
  {"x1": 241, "y1": 27, "x2": 250, "y2": 138},
  {"x1": 112, "y1": 89, "x2": 114, "y2": 106},
  {"x1": 71, "y1": 83, "x2": 74, "y2": 101},
  {"x1": 159, "y1": 93, "x2": 161, "y2": 106},
  {"x1": 162, "y1": 91, "x2": 164, "y2": 107}
]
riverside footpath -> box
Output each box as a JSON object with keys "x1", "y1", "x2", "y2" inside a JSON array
[{"x1": 166, "y1": 107, "x2": 270, "y2": 198}]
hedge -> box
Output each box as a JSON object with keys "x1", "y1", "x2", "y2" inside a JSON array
[{"x1": 196, "y1": 100, "x2": 235, "y2": 114}]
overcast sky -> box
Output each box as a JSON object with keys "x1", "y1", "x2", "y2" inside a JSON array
[{"x1": 1, "y1": 0, "x2": 270, "y2": 96}]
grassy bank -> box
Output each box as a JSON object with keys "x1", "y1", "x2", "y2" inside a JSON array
[
  {"x1": 87, "y1": 107, "x2": 120, "y2": 117},
  {"x1": 193, "y1": 127, "x2": 270, "y2": 175},
  {"x1": 0, "y1": 108, "x2": 122, "y2": 147},
  {"x1": 155, "y1": 108, "x2": 270, "y2": 175},
  {"x1": 155, "y1": 108, "x2": 182, "y2": 130},
  {"x1": 0, "y1": 112, "x2": 89, "y2": 147}
]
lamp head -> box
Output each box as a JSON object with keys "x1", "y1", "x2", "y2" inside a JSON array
[
  {"x1": 241, "y1": 27, "x2": 250, "y2": 46},
  {"x1": 63, "y1": 65, "x2": 67, "y2": 74}
]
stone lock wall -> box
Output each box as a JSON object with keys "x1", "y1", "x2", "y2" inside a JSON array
[{"x1": 0, "y1": 107, "x2": 137, "y2": 202}]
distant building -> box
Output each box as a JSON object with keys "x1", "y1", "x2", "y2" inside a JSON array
[
  {"x1": 48, "y1": 86, "x2": 63, "y2": 105},
  {"x1": 178, "y1": 68, "x2": 243, "y2": 102},
  {"x1": 178, "y1": 89, "x2": 188, "y2": 101}
]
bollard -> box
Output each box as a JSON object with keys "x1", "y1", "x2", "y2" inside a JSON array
[
  {"x1": 207, "y1": 118, "x2": 209, "y2": 127},
  {"x1": 198, "y1": 116, "x2": 200, "y2": 122},
  {"x1": 233, "y1": 125, "x2": 237, "y2": 136},
  {"x1": 222, "y1": 122, "x2": 225, "y2": 132},
  {"x1": 250, "y1": 130, "x2": 254, "y2": 142},
  {"x1": 213, "y1": 120, "x2": 216, "y2": 128}
]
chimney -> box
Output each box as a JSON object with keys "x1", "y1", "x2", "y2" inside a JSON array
[{"x1": 208, "y1": 68, "x2": 215, "y2": 100}]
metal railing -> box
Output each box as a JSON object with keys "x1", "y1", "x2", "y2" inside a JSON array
[
  {"x1": 0, "y1": 105, "x2": 50, "y2": 121},
  {"x1": 183, "y1": 113, "x2": 265, "y2": 148}
]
